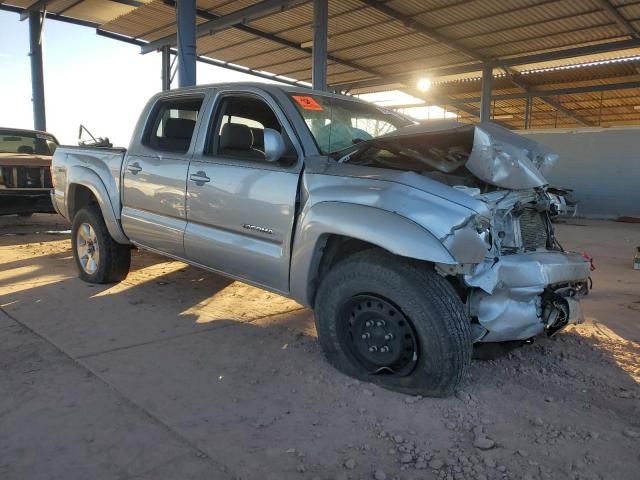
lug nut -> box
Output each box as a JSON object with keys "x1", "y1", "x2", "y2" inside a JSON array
[
  {"x1": 380, "y1": 346, "x2": 390, "y2": 353},
  {"x1": 361, "y1": 333, "x2": 370, "y2": 339},
  {"x1": 368, "y1": 346, "x2": 378, "y2": 353},
  {"x1": 365, "y1": 320, "x2": 373, "y2": 328},
  {"x1": 384, "y1": 333, "x2": 394, "y2": 340},
  {"x1": 376, "y1": 320, "x2": 385, "y2": 327}
]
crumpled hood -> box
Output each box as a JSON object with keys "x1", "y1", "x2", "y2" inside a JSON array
[
  {"x1": 467, "y1": 122, "x2": 557, "y2": 189},
  {"x1": 370, "y1": 121, "x2": 558, "y2": 190}
]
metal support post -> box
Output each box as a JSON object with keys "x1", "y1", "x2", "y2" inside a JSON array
[
  {"x1": 480, "y1": 64, "x2": 493, "y2": 122},
  {"x1": 312, "y1": 0, "x2": 328, "y2": 91},
  {"x1": 176, "y1": 0, "x2": 196, "y2": 87},
  {"x1": 29, "y1": 11, "x2": 46, "y2": 131}
]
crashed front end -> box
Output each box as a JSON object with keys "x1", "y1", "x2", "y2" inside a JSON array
[
  {"x1": 340, "y1": 120, "x2": 592, "y2": 342},
  {"x1": 461, "y1": 190, "x2": 591, "y2": 342},
  {"x1": 439, "y1": 124, "x2": 591, "y2": 342}
]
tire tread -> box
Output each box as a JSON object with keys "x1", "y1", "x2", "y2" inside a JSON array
[
  {"x1": 72, "y1": 205, "x2": 130, "y2": 284},
  {"x1": 314, "y1": 249, "x2": 471, "y2": 397}
]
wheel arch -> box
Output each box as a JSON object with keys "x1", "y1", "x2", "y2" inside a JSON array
[
  {"x1": 66, "y1": 166, "x2": 129, "y2": 245},
  {"x1": 289, "y1": 202, "x2": 456, "y2": 306}
]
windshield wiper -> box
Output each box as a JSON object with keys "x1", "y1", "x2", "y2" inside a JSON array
[{"x1": 332, "y1": 139, "x2": 374, "y2": 163}]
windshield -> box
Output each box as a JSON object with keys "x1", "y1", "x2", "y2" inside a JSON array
[
  {"x1": 289, "y1": 94, "x2": 412, "y2": 154},
  {"x1": 0, "y1": 130, "x2": 58, "y2": 155}
]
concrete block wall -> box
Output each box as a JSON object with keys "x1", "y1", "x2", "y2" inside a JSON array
[{"x1": 521, "y1": 127, "x2": 640, "y2": 218}]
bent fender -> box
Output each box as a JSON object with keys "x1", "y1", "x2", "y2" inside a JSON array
[{"x1": 289, "y1": 201, "x2": 456, "y2": 306}]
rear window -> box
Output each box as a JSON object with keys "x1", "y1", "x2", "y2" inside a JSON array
[
  {"x1": 0, "y1": 130, "x2": 58, "y2": 155},
  {"x1": 144, "y1": 97, "x2": 203, "y2": 153}
]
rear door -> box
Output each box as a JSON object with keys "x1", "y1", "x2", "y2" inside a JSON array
[
  {"x1": 184, "y1": 90, "x2": 302, "y2": 293},
  {"x1": 121, "y1": 95, "x2": 204, "y2": 257}
]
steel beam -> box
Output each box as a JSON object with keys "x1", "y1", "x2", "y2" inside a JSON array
[
  {"x1": 161, "y1": 45, "x2": 171, "y2": 91},
  {"x1": 479, "y1": 65, "x2": 493, "y2": 122},
  {"x1": 423, "y1": 80, "x2": 640, "y2": 106},
  {"x1": 331, "y1": 38, "x2": 640, "y2": 91},
  {"x1": 499, "y1": 38, "x2": 640, "y2": 68},
  {"x1": 176, "y1": 0, "x2": 196, "y2": 87},
  {"x1": 594, "y1": 0, "x2": 639, "y2": 39},
  {"x1": 142, "y1": 0, "x2": 305, "y2": 54},
  {"x1": 28, "y1": 11, "x2": 46, "y2": 131},
  {"x1": 94, "y1": 30, "x2": 309, "y2": 88},
  {"x1": 312, "y1": 0, "x2": 328, "y2": 91},
  {"x1": 159, "y1": 0, "x2": 379, "y2": 78},
  {"x1": 20, "y1": 0, "x2": 50, "y2": 21},
  {"x1": 342, "y1": 1, "x2": 630, "y2": 127},
  {"x1": 358, "y1": 0, "x2": 559, "y2": 125},
  {"x1": 1, "y1": 3, "x2": 100, "y2": 28},
  {"x1": 505, "y1": 72, "x2": 590, "y2": 126},
  {"x1": 360, "y1": 0, "x2": 487, "y2": 62},
  {"x1": 109, "y1": 0, "x2": 144, "y2": 7}
]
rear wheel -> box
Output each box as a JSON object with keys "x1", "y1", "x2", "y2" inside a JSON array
[
  {"x1": 72, "y1": 206, "x2": 130, "y2": 283},
  {"x1": 314, "y1": 250, "x2": 472, "y2": 397}
]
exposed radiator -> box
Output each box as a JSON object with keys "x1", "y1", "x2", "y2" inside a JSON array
[{"x1": 519, "y1": 209, "x2": 549, "y2": 251}]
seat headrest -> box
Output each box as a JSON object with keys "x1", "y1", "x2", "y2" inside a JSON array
[
  {"x1": 17, "y1": 145, "x2": 34, "y2": 154},
  {"x1": 164, "y1": 118, "x2": 196, "y2": 139},
  {"x1": 220, "y1": 123, "x2": 253, "y2": 150}
]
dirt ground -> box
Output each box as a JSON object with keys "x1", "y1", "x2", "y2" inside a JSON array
[{"x1": 1, "y1": 214, "x2": 638, "y2": 480}]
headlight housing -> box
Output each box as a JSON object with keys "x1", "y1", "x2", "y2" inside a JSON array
[{"x1": 473, "y1": 215, "x2": 492, "y2": 248}]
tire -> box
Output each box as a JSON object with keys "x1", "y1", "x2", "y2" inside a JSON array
[
  {"x1": 314, "y1": 250, "x2": 472, "y2": 397},
  {"x1": 71, "y1": 205, "x2": 130, "y2": 283}
]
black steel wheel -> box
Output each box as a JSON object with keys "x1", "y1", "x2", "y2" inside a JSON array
[
  {"x1": 314, "y1": 249, "x2": 472, "y2": 397},
  {"x1": 338, "y1": 295, "x2": 418, "y2": 377}
]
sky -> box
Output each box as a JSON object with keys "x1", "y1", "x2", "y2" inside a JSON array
[{"x1": 0, "y1": 10, "x2": 450, "y2": 147}]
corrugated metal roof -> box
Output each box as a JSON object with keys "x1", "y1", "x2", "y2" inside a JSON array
[{"x1": 4, "y1": 0, "x2": 640, "y2": 128}]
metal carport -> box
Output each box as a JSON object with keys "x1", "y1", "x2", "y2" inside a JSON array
[{"x1": 1, "y1": 0, "x2": 639, "y2": 131}]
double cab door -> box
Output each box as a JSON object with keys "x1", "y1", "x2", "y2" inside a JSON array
[
  {"x1": 184, "y1": 92, "x2": 301, "y2": 293},
  {"x1": 121, "y1": 95, "x2": 203, "y2": 258},
  {"x1": 121, "y1": 88, "x2": 301, "y2": 294}
]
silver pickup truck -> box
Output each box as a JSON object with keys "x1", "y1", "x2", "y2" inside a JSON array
[{"x1": 51, "y1": 83, "x2": 590, "y2": 396}]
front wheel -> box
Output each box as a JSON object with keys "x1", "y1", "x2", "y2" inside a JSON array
[
  {"x1": 71, "y1": 206, "x2": 131, "y2": 283},
  {"x1": 314, "y1": 250, "x2": 471, "y2": 397}
]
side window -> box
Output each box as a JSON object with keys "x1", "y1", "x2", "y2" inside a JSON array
[
  {"x1": 144, "y1": 97, "x2": 203, "y2": 153},
  {"x1": 208, "y1": 96, "x2": 283, "y2": 161}
]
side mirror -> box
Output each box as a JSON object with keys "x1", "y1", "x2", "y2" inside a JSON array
[{"x1": 263, "y1": 128, "x2": 286, "y2": 163}]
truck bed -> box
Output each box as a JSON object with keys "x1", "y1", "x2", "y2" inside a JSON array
[{"x1": 51, "y1": 145, "x2": 127, "y2": 221}]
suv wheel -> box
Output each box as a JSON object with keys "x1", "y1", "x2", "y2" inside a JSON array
[
  {"x1": 314, "y1": 250, "x2": 471, "y2": 397},
  {"x1": 72, "y1": 206, "x2": 131, "y2": 283}
]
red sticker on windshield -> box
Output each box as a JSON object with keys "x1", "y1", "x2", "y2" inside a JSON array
[{"x1": 292, "y1": 95, "x2": 323, "y2": 111}]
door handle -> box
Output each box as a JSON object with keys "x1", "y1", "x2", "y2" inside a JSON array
[
  {"x1": 127, "y1": 163, "x2": 142, "y2": 174},
  {"x1": 189, "y1": 171, "x2": 211, "y2": 185}
]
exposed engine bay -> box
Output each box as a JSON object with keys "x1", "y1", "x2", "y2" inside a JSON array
[
  {"x1": 336, "y1": 121, "x2": 591, "y2": 342},
  {"x1": 337, "y1": 121, "x2": 557, "y2": 191}
]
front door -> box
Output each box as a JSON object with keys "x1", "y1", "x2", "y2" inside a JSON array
[
  {"x1": 184, "y1": 92, "x2": 301, "y2": 293},
  {"x1": 121, "y1": 95, "x2": 203, "y2": 258}
]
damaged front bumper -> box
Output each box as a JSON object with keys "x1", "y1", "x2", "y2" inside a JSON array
[{"x1": 464, "y1": 251, "x2": 591, "y2": 342}]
